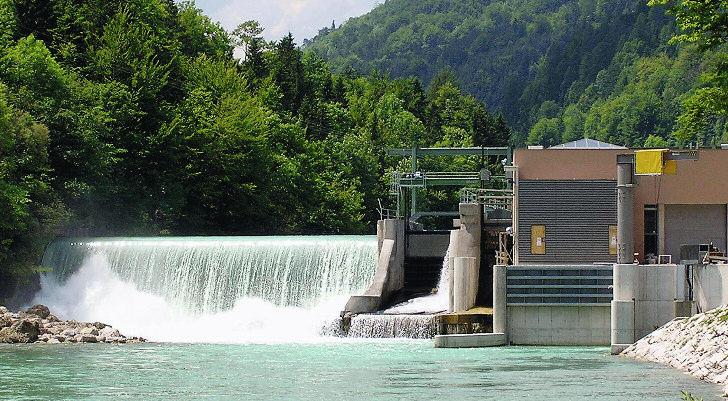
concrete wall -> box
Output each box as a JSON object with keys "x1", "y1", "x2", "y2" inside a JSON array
[
  {"x1": 507, "y1": 305, "x2": 611, "y2": 345},
  {"x1": 634, "y1": 265, "x2": 686, "y2": 339},
  {"x1": 664, "y1": 205, "x2": 728, "y2": 261},
  {"x1": 344, "y1": 219, "x2": 405, "y2": 314},
  {"x1": 406, "y1": 233, "x2": 450, "y2": 258},
  {"x1": 694, "y1": 264, "x2": 728, "y2": 312},
  {"x1": 611, "y1": 263, "x2": 693, "y2": 350}
]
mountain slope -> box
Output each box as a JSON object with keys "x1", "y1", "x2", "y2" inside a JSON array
[{"x1": 307, "y1": 0, "x2": 726, "y2": 146}]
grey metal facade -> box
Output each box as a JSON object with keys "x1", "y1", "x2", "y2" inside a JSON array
[
  {"x1": 507, "y1": 265, "x2": 613, "y2": 306},
  {"x1": 518, "y1": 180, "x2": 617, "y2": 264}
]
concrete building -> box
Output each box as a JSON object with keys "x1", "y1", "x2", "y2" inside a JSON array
[
  {"x1": 345, "y1": 142, "x2": 728, "y2": 349},
  {"x1": 513, "y1": 146, "x2": 728, "y2": 265},
  {"x1": 500, "y1": 143, "x2": 728, "y2": 348}
]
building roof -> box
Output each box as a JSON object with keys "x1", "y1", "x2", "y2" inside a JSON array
[{"x1": 549, "y1": 138, "x2": 627, "y2": 149}]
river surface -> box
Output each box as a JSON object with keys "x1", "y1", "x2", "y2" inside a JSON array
[{"x1": 0, "y1": 342, "x2": 721, "y2": 401}]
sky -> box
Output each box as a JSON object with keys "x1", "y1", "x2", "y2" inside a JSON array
[{"x1": 194, "y1": 0, "x2": 382, "y2": 43}]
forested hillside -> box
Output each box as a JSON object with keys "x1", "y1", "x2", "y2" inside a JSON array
[
  {"x1": 307, "y1": 0, "x2": 727, "y2": 148},
  {"x1": 0, "y1": 0, "x2": 509, "y2": 294}
]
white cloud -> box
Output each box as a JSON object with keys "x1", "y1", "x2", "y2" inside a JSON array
[{"x1": 194, "y1": 0, "x2": 381, "y2": 42}]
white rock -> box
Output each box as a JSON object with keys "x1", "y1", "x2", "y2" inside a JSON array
[{"x1": 79, "y1": 327, "x2": 99, "y2": 336}]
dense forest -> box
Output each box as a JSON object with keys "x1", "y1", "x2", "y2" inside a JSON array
[
  {"x1": 307, "y1": 0, "x2": 727, "y2": 148},
  {"x1": 0, "y1": 0, "x2": 509, "y2": 296},
  {"x1": 0, "y1": 0, "x2": 726, "y2": 297}
]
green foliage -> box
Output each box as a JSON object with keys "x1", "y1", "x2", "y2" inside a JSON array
[
  {"x1": 0, "y1": 0, "x2": 15, "y2": 49},
  {"x1": 644, "y1": 134, "x2": 670, "y2": 148},
  {"x1": 648, "y1": 0, "x2": 728, "y2": 147},
  {"x1": 307, "y1": 0, "x2": 726, "y2": 147},
  {"x1": 0, "y1": 0, "x2": 501, "y2": 291},
  {"x1": 648, "y1": 0, "x2": 727, "y2": 49},
  {"x1": 681, "y1": 391, "x2": 703, "y2": 401},
  {"x1": 0, "y1": 84, "x2": 66, "y2": 291}
]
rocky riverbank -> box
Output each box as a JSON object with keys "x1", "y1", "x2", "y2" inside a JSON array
[
  {"x1": 621, "y1": 306, "x2": 728, "y2": 395},
  {"x1": 0, "y1": 304, "x2": 145, "y2": 344}
]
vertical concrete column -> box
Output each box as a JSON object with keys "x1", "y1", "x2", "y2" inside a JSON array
[
  {"x1": 377, "y1": 219, "x2": 405, "y2": 291},
  {"x1": 448, "y1": 229, "x2": 459, "y2": 313},
  {"x1": 454, "y1": 257, "x2": 479, "y2": 312},
  {"x1": 493, "y1": 265, "x2": 508, "y2": 336},
  {"x1": 611, "y1": 263, "x2": 638, "y2": 354},
  {"x1": 611, "y1": 300, "x2": 635, "y2": 354},
  {"x1": 617, "y1": 161, "x2": 635, "y2": 264},
  {"x1": 457, "y1": 203, "x2": 482, "y2": 260}
]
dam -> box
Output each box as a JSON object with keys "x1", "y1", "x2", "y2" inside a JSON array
[
  {"x1": 34, "y1": 144, "x2": 728, "y2": 349},
  {"x1": 18, "y1": 143, "x2": 728, "y2": 400},
  {"x1": 36, "y1": 236, "x2": 380, "y2": 343}
]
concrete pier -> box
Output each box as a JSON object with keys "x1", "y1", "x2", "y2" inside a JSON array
[
  {"x1": 344, "y1": 219, "x2": 405, "y2": 314},
  {"x1": 611, "y1": 264, "x2": 638, "y2": 353},
  {"x1": 454, "y1": 257, "x2": 478, "y2": 312},
  {"x1": 448, "y1": 203, "x2": 482, "y2": 313},
  {"x1": 493, "y1": 265, "x2": 507, "y2": 337}
]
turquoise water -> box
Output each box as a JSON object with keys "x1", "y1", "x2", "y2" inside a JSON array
[{"x1": 0, "y1": 342, "x2": 720, "y2": 401}]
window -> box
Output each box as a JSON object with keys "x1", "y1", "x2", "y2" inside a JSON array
[{"x1": 644, "y1": 205, "x2": 659, "y2": 257}]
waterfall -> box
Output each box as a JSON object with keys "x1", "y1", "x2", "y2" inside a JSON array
[
  {"x1": 384, "y1": 242, "x2": 452, "y2": 314},
  {"x1": 35, "y1": 236, "x2": 377, "y2": 343},
  {"x1": 323, "y1": 242, "x2": 454, "y2": 340},
  {"x1": 347, "y1": 315, "x2": 438, "y2": 339}
]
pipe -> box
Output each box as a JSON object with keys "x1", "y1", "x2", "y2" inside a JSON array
[{"x1": 617, "y1": 161, "x2": 635, "y2": 264}]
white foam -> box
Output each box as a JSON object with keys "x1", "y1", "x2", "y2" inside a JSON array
[
  {"x1": 384, "y1": 243, "x2": 451, "y2": 314},
  {"x1": 34, "y1": 254, "x2": 351, "y2": 344}
]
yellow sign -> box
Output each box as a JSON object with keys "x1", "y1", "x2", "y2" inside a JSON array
[
  {"x1": 663, "y1": 159, "x2": 678, "y2": 175},
  {"x1": 635, "y1": 149, "x2": 681, "y2": 176},
  {"x1": 635, "y1": 149, "x2": 667, "y2": 175},
  {"x1": 531, "y1": 225, "x2": 546, "y2": 255},
  {"x1": 609, "y1": 225, "x2": 618, "y2": 256}
]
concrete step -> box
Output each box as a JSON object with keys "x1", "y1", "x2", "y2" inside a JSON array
[{"x1": 434, "y1": 333, "x2": 507, "y2": 348}]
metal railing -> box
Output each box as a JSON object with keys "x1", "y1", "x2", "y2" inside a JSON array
[{"x1": 459, "y1": 188, "x2": 514, "y2": 211}]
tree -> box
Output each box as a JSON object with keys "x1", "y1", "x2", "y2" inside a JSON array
[
  {"x1": 644, "y1": 134, "x2": 670, "y2": 148},
  {"x1": 0, "y1": 0, "x2": 15, "y2": 49},
  {"x1": 243, "y1": 36, "x2": 267, "y2": 82},
  {"x1": 271, "y1": 33, "x2": 305, "y2": 114},
  {"x1": 528, "y1": 117, "x2": 561, "y2": 147},
  {"x1": 0, "y1": 84, "x2": 66, "y2": 297},
  {"x1": 232, "y1": 19, "x2": 264, "y2": 57},
  {"x1": 648, "y1": 0, "x2": 728, "y2": 49},
  {"x1": 649, "y1": 0, "x2": 728, "y2": 146}
]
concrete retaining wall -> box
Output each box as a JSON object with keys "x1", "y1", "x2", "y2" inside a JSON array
[
  {"x1": 344, "y1": 219, "x2": 405, "y2": 314},
  {"x1": 507, "y1": 305, "x2": 611, "y2": 345},
  {"x1": 406, "y1": 233, "x2": 450, "y2": 258},
  {"x1": 694, "y1": 264, "x2": 728, "y2": 312}
]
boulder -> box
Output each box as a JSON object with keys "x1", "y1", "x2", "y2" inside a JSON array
[
  {"x1": 61, "y1": 328, "x2": 77, "y2": 337},
  {"x1": 99, "y1": 327, "x2": 121, "y2": 338},
  {"x1": 79, "y1": 335, "x2": 97, "y2": 343},
  {"x1": 80, "y1": 327, "x2": 99, "y2": 336},
  {"x1": 25, "y1": 305, "x2": 51, "y2": 319},
  {"x1": 92, "y1": 322, "x2": 108, "y2": 330},
  {"x1": 0, "y1": 320, "x2": 40, "y2": 343},
  {"x1": 0, "y1": 306, "x2": 8, "y2": 314}
]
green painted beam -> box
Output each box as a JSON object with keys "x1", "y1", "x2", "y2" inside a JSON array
[
  {"x1": 386, "y1": 147, "x2": 510, "y2": 157},
  {"x1": 399, "y1": 177, "x2": 482, "y2": 187}
]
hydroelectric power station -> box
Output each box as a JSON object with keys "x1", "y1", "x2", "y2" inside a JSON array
[{"x1": 36, "y1": 142, "x2": 728, "y2": 349}]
